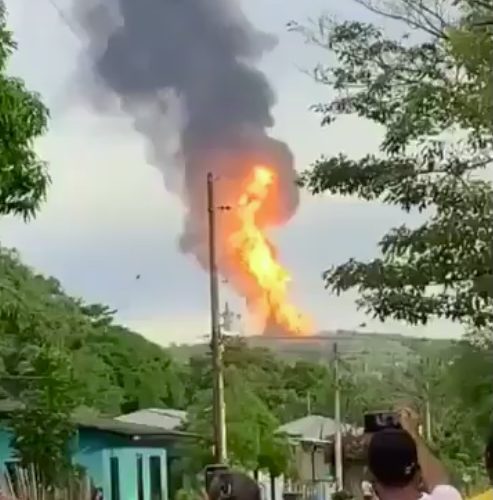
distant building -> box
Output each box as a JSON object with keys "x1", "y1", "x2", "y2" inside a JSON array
[
  {"x1": 277, "y1": 415, "x2": 364, "y2": 500},
  {"x1": 0, "y1": 401, "x2": 195, "y2": 500}
]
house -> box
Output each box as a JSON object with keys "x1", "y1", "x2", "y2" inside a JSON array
[
  {"x1": 277, "y1": 415, "x2": 364, "y2": 500},
  {"x1": 279, "y1": 415, "x2": 339, "y2": 484},
  {"x1": 116, "y1": 409, "x2": 282, "y2": 500},
  {"x1": 0, "y1": 402, "x2": 195, "y2": 500}
]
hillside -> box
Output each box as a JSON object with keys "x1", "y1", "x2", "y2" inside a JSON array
[
  {"x1": 0, "y1": 244, "x2": 456, "y2": 419},
  {"x1": 168, "y1": 330, "x2": 455, "y2": 368},
  {"x1": 0, "y1": 247, "x2": 186, "y2": 416}
]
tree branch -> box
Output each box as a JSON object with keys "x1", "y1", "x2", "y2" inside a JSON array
[{"x1": 352, "y1": 0, "x2": 447, "y2": 38}]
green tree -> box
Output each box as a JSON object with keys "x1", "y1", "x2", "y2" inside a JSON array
[
  {"x1": 0, "y1": 243, "x2": 190, "y2": 489},
  {"x1": 81, "y1": 321, "x2": 186, "y2": 414},
  {"x1": 184, "y1": 339, "x2": 295, "y2": 474},
  {"x1": 292, "y1": 0, "x2": 493, "y2": 328},
  {"x1": 0, "y1": 249, "x2": 81, "y2": 486},
  {"x1": 0, "y1": 4, "x2": 50, "y2": 218},
  {"x1": 186, "y1": 369, "x2": 291, "y2": 475},
  {"x1": 10, "y1": 345, "x2": 79, "y2": 487},
  {"x1": 446, "y1": 334, "x2": 492, "y2": 434},
  {"x1": 432, "y1": 340, "x2": 490, "y2": 488},
  {"x1": 0, "y1": 246, "x2": 187, "y2": 416},
  {"x1": 282, "y1": 360, "x2": 335, "y2": 419}
]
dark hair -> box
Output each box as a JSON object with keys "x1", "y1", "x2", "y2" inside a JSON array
[
  {"x1": 368, "y1": 429, "x2": 419, "y2": 488},
  {"x1": 486, "y1": 429, "x2": 493, "y2": 484},
  {"x1": 208, "y1": 471, "x2": 260, "y2": 500}
]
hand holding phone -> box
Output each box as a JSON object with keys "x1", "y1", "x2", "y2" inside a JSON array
[
  {"x1": 396, "y1": 407, "x2": 420, "y2": 437},
  {"x1": 204, "y1": 464, "x2": 229, "y2": 493},
  {"x1": 364, "y1": 411, "x2": 402, "y2": 433}
]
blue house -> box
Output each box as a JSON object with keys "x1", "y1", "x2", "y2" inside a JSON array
[{"x1": 0, "y1": 403, "x2": 195, "y2": 500}]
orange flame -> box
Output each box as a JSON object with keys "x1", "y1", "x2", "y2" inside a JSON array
[{"x1": 228, "y1": 165, "x2": 312, "y2": 335}]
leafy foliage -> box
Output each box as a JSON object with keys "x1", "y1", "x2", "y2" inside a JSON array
[
  {"x1": 0, "y1": 247, "x2": 186, "y2": 416},
  {"x1": 10, "y1": 346, "x2": 78, "y2": 487},
  {"x1": 184, "y1": 338, "x2": 294, "y2": 475},
  {"x1": 0, "y1": 246, "x2": 187, "y2": 484},
  {"x1": 0, "y1": 0, "x2": 488, "y2": 491},
  {"x1": 292, "y1": 0, "x2": 493, "y2": 329},
  {"x1": 0, "y1": 244, "x2": 490, "y2": 488},
  {"x1": 0, "y1": 4, "x2": 50, "y2": 219}
]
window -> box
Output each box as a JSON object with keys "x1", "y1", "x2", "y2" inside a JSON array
[
  {"x1": 149, "y1": 456, "x2": 163, "y2": 500},
  {"x1": 137, "y1": 454, "x2": 144, "y2": 500},
  {"x1": 110, "y1": 456, "x2": 120, "y2": 500}
]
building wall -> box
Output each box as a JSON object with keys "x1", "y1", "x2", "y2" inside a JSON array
[
  {"x1": 100, "y1": 445, "x2": 167, "y2": 500},
  {"x1": 0, "y1": 429, "x2": 14, "y2": 466},
  {"x1": 74, "y1": 428, "x2": 108, "y2": 487},
  {"x1": 75, "y1": 429, "x2": 169, "y2": 500},
  {"x1": 294, "y1": 445, "x2": 332, "y2": 482},
  {"x1": 0, "y1": 426, "x2": 169, "y2": 500}
]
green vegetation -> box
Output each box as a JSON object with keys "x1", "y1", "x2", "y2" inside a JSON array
[
  {"x1": 1, "y1": 240, "x2": 491, "y2": 486},
  {"x1": 0, "y1": 3, "x2": 50, "y2": 219},
  {"x1": 292, "y1": 0, "x2": 493, "y2": 329},
  {"x1": 0, "y1": 0, "x2": 491, "y2": 494},
  {"x1": 9, "y1": 346, "x2": 77, "y2": 486},
  {"x1": 169, "y1": 332, "x2": 453, "y2": 369}
]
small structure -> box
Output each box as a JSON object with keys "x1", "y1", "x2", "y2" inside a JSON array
[
  {"x1": 277, "y1": 415, "x2": 365, "y2": 500},
  {"x1": 0, "y1": 402, "x2": 195, "y2": 500}
]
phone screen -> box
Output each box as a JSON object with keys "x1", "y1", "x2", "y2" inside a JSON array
[
  {"x1": 364, "y1": 412, "x2": 401, "y2": 433},
  {"x1": 204, "y1": 465, "x2": 229, "y2": 492}
]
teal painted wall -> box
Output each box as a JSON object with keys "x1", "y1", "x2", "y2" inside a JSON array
[
  {"x1": 75, "y1": 430, "x2": 169, "y2": 500},
  {"x1": 103, "y1": 446, "x2": 168, "y2": 500},
  {"x1": 0, "y1": 426, "x2": 170, "y2": 500},
  {"x1": 0, "y1": 429, "x2": 15, "y2": 466}
]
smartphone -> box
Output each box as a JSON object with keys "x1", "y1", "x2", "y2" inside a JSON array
[
  {"x1": 204, "y1": 464, "x2": 229, "y2": 492},
  {"x1": 364, "y1": 411, "x2": 401, "y2": 433}
]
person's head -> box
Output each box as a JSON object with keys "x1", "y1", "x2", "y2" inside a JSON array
[
  {"x1": 207, "y1": 471, "x2": 261, "y2": 500},
  {"x1": 368, "y1": 429, "x2": 420, "y2": 496},
  {"x1": 486, "y1": 428, "x2": 493, "y2": 485}
]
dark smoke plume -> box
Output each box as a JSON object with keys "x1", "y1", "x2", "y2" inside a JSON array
[{"x1": 75, "y1": 0, "x2": 300, "y2": 321}]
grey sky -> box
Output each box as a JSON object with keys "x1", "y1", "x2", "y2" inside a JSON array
[{"x1": 1, "y1": 0, "x2": 461, "y2": 345}]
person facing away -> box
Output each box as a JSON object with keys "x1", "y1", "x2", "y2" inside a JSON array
[
  {"x1": 207, "y1": 471, "x2": 261, "y2": 500},
  {"x1": 367, "y1": 408, "x2": 462, "y2": 500}
]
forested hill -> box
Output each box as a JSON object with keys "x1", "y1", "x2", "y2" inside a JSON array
[
  {"x1": 0, "y1": 245, "x2": 455, "y2": 418},
  {"x1": 0, "y1": 246, "x2": 187, "y2": 416},
  {"x1": 1, "y1": 245, "x2": 491, "y2": 480},
  {"x1": 168, "y1": 331, "x2": 455, "y2": 369}
]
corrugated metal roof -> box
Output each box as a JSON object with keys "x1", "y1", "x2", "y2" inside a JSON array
[
  {"x1": 277, "y1": 415, "x2": 358, "y2": 443},
  {"x1": 116, "y1": 408, "x2": 187, "y2": 431},
  {"x1": 0, "y1": 400, "x2": 194, "y2": 439},
  {"x1": 75, "y1": 415, "x2": 194, "y2": 438}
]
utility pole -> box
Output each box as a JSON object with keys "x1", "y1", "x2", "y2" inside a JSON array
[
  {"x1": 424, "y1": 380, "x2": 432, "y2": 442},
  {"x1": 333, "y1": 342, "x2": 343, "y2": 491},
  {"x1": 207, "y1": 172, "x2": 227, "y2": 464}
]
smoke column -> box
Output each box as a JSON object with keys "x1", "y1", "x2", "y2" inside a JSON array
[{"x1": 75, "y1": 0, "x2": 303, "y2": 334}]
